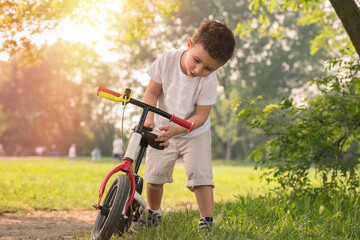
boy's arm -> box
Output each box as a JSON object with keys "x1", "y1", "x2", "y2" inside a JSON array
[
  {"x1": 157, "y1": 104, "x2": 211, "y2": 140},
  {"x1": 143, "y1": 79, "x2": 162, "y2": 128}
]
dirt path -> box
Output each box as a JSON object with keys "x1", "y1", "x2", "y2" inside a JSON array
[
  {"x1": 0, "y1": 205, "x2": 194, "y2": 240},
  {"x1": 0, "y1": 210, "x2": 98, "y2": 240}
]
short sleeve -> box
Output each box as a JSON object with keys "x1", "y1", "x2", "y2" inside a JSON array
[
  {"x1": 147, "y1": 53, "x2": 165, "y2": 84},
  {"x1": 197, "y1": 73, "x2": 217, "y2": 106}
]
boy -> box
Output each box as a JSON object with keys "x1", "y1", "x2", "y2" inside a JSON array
[
  {"x1": 68, "y1": 143, "x2": 76, "y2": 164},
  {"x1": 112, "y1": 134, "x2": 124, "y2": 164},
  {"x1": 91, "y1": 146, "x2": 101, "y2": 162},
  {"x1": 137, "y1": 21, "x2": 235, "y2": 232}
]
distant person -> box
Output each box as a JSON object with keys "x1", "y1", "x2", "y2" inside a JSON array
[
  {"x1": 51, "y1": 144, "x2": 59, "y2": 156},
  {"x1": 91, "y1": 146, "x2": 101, "y2": 162},
  {"x1": 35, "y1": 146, "x2": 46, "y2": 156},
  {"x1": 68, "y1": 143, "x2": 77, "y2": 164},
  {"x1": 0, "y1": 143, "x2": 5, "y2": 156},
  {"x1": 112, "y1": 134, "x2": 124, "y2": 164}
]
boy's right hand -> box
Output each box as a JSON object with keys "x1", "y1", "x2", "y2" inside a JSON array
[{"x1": 144, "y1": 120, "x2": 155, "y2": 129}]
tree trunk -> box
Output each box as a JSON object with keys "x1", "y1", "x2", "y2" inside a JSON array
[
  {"x1": 241, "y1": 138, "x2": 249, "y2": 162},
  {"x1": 214, "y1": 133, "x2": 226, "y2": 158},
  {"x1": 226, "y1": 137, "x2": 232, "y2": 163},
  {"x1": 212, "y1": 105, "x2": 227, "y2": 158},
  {"x1": 329, "y1": 0, "x2": 360, "y2": 56}
]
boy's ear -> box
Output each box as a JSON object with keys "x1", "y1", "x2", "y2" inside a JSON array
[{"x1": 186, "y1": 38, "x2": 192, "y2": 51}]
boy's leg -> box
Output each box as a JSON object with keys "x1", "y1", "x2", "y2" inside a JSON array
[
  {"x1": 194, "y1": 185, "x2": 215, "y2": 233},
  {"x1": 193, "y1": 185, "x2": 214, "y2": 218},
  {"x1": 143, "y1": 138, "x2": 178, "y2": 210},
  {"x1": 179, "y1": 130, "x2": 215, "y2": 232},
  {"x1": 180, "y1": 130, "x2": 214, "y2": 217},
  {"x1": 135, "y1": 183, "x2": 163, "y2": 228},
  {"x1": 146, "y1": 183, "x2": 164, "y2": 210},
  {"x1": 137, "y1": 142, "x2": 177, "y2": 228}
]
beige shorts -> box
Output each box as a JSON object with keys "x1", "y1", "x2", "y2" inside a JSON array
[{"x1": 144, "y1": 129, "x2": 214, "y2": 188}]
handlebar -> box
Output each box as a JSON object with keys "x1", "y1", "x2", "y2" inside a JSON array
[
  {"x1": 97, "y1": 86, "x2": 132, "y2": 103},
  {"x1": 97, "y1": 85, "x2": 194, "y2": 132}
]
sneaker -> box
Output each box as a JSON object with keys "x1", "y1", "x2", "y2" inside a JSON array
[
  {"x1": 136, "y1": 209, "x2": 162, "y2": 228},
  {"x1": 198, "y1": 217, "x2": 214, "y2": 234}
]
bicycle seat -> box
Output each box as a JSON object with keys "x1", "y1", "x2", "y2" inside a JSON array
[{"x1": 142, "y1": 129, "x2": 165, "y2": 150}]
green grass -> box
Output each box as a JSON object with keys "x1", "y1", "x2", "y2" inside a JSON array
[
  {"x1": 2, "y1": 157, "x2": 360, "y2": 239},
  {"x1": 120, "y1": 192, "x2": 360, "y2": 240},
  {"x1": 1, "y1": 157, "x2": 111, "y2": 213},
  {"x1": 0, "y1": 157, "x2": 267, "y2": 213}
]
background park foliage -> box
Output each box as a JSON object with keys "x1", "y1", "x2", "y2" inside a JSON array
[
  {"x1": 0, "y1": 0, "x2": 360, "y2": 193},
  {"x1": 1, "y1": 1, "x2": 360, "y2": 239},
  {"x1": 232, "y1": 0, "x2": 360, "y2": 193}
]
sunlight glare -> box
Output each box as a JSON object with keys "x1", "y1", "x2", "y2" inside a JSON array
[
  {"x1": 2, "y1": 0, "x2": 124, "y2": 62},
  {"x1": 40, "y1": 2, "x2": 122, "y2": 63},
  {"x1": 0, "y1": 52, "x2": 9, "y2": 61}
]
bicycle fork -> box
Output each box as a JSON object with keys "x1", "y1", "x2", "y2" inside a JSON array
[{"x1": 94, "y1": 131, "x2": 146, "y2": 216}]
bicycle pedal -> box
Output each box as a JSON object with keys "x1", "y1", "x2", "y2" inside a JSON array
[{"x1": 92, "y1": 203, "x2": 98, "y2": 209}]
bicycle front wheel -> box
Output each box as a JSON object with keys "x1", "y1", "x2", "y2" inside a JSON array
[{"x1": 91, "y1": 174, "x2": 130, "y2": 240}]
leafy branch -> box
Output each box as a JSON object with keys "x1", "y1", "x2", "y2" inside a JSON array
[{"x1": 233, "y1": 58, "x2": 360, "y2": 194}]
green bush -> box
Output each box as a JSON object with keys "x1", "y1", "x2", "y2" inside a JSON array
[{"x1": 234, "y1": 58, "x2": 360, "y2": 194}]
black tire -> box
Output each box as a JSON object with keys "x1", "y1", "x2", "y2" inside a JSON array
[
  {"x1": 116, "y1": 206, "x2": 133, "y2": 236},
  {"x1": 116, "y1": 175, "x2": 144, "y2": 236},
  {"x1": 91, "y1": 174, "x2": 130, "y2": 240}
]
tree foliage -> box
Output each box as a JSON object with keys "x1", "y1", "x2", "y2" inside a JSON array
[
  {"x1": 1, "y1": 0, "x2": 350, "y2": 164},
  {"x1": 235, "y1": 0, "x2": 360, "y2": 57},
  {"x1": 235, "y1": 58, "x2": 360, "y2": 193},
  {"x1": 234, "y1": 0, "x2": 360, "y2": 193},
  {"x1": 0, "y1": 0, "x2": 181, "y2": 156},
  {"x1": 105, "y1": 0, "x2": 328, "y2": 160},
  {"x1": 0, "y1": 0, "x2": 180, "y2": 62},
  {"x1": 0, "y1": 41, "x2": 117, "y2": 155}
]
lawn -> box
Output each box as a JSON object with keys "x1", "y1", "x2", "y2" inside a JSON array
[
  {"x1": 2, "y1": 157, "x2": 359, "y2": 239},
  {"x1": 0, "y1": 157, "x2": 268, "y2": 213}
]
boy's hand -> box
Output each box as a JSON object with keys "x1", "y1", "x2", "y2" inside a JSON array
[
  {"x1": 144, "y1": 120, "x2": 155, "y2": 129},
  {"x1": 156, "y1": 125, "x2": 174, "y2": 148},
  {"x1": 156, "y1": 125, "x2": 187, "y2": 148}
]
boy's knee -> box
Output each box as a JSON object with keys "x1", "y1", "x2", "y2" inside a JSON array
[
  {"x1": 193, "y1": 186, "x2": 206, "y2": 190},
  {"x1": 188, "y1": 185, "x2": 213, "y2": 193},
  {"x1": 148, "y1": 183, "x2": 162, "y2": 190}
]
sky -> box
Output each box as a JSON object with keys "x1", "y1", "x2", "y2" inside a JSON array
[
  {"x1": 0, "y1": 21, "x2": 119, "y2": 62},
  {"x1": 40, "y1": 19, "x2": 121, "y2": 63},
  {"x1": 1, "y1": 1, "x2": 123, "y2": 63}
]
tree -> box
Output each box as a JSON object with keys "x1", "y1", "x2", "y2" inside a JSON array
[
  {"x1": 0, "y1": 40, "x2": 115, "y2": 155},
  {"x1": 234, "y1": 0, "x2": 360, "y2": 193},
  {"x1": 0, "y1": 0, "x2": 182, "y2": 155},
  {"x1": 0, "y1": 0, "x2": 180, "y2": 62},
  {"x1": 236, "y1": 0, "x2": 360, "y2": 57},
  {"x1": 329, "y1": 0, "x2": 360, "y2": 55}
]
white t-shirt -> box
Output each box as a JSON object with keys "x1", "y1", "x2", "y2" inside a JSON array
[
  {"x1": 147, "y1": 49, "x2": 217, "y2": 138},
  {"x1": 68, "y1": 147, "x2": 76, "y2": 158},
  {"x1": 113, "y1": 139, "x2": 123, "y2": 154}
]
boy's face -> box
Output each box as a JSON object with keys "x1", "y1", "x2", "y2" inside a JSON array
[{"x1": 182, "y1": 39, "x2": 223, "y2": 78}]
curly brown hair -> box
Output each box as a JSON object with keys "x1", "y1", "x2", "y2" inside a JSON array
[{"x1": 191, "y1": 21, "x2": 235, "y2": 64}]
